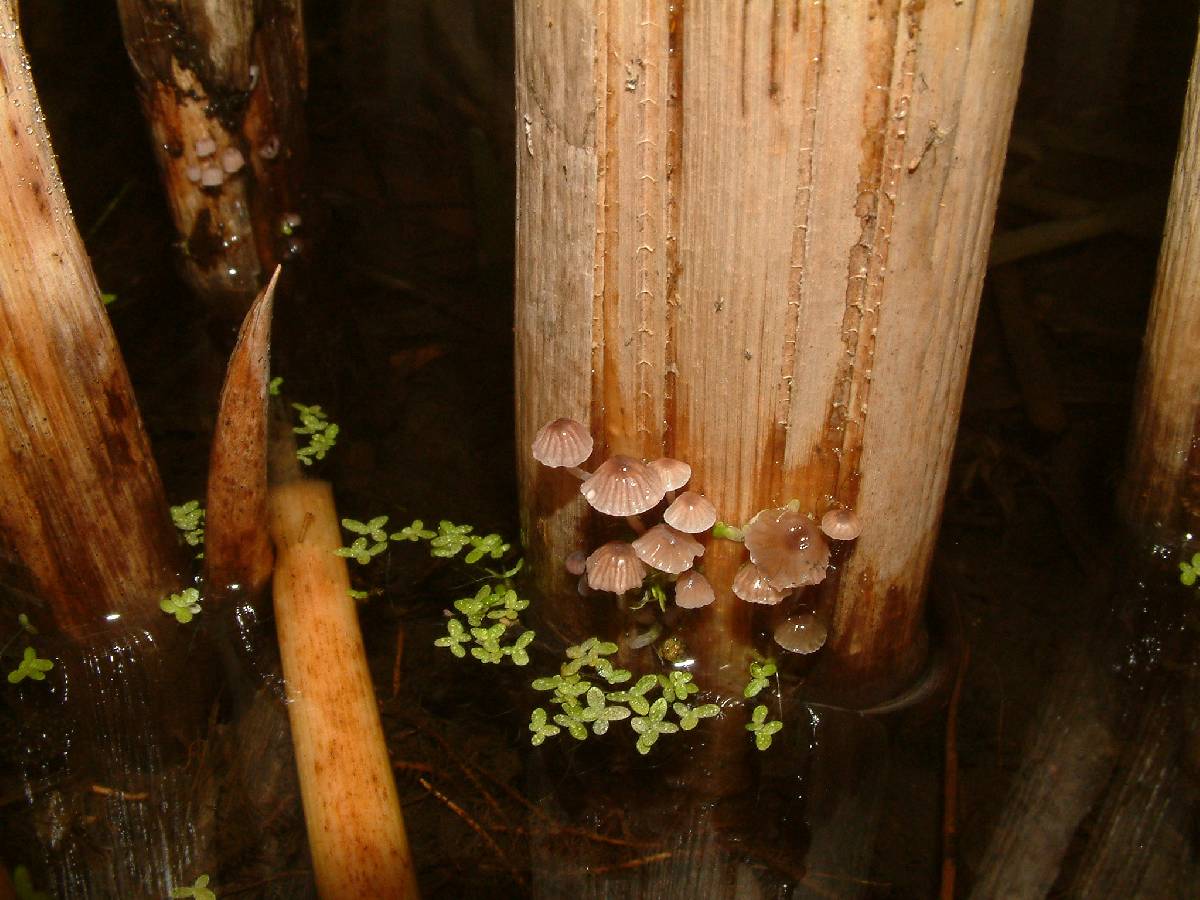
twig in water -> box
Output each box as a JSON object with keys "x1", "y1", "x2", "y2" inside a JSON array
[{"x1": 417, "y1": 776, "x2": 525, "y2": 887}]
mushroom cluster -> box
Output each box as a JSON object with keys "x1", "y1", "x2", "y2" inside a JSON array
[
  {"x1": 531, "y1": 417, "x2": 718, "y2": 610},
  {"x1": 531, "y1": 417, "x2": 863, "y2": 656}
]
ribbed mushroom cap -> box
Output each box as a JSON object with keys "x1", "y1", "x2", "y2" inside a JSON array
[
  {"x1": 773, "y1": 614, "x2": 828, "y2": 654},
  {"x1": 663, "y1": 491, "x2": 718, "y2": 533},
  {"x1": 631, "y1": 524, "x2": 704, "y2": 575},
  {"x1": 732, "y1": 561, "x2": 786, "y2": 605},
  {"x1": 565, "y1": 550, "x2": 587, "y2": 576},
  {"x1": 585, "y1": 541, "x2": 647, "y2": 594},
  {"x1": 648, "y1": 457, "x2": 692, "y2": 491},
  {"x1": 531, "y1": 417, "x2": 593, "y2": 468},
  {"x1": 744, "y1": 507, "x2": 830, "y2": 589},
  {"x1": 820, "y1": 508, "x2": 862, "y2": 541},
  {"x1": 579, "y1": 455, "x2": 665, "y2": 516},
  {"x1": 674, "y1": 570, "x2": 715, "y2": 609}
]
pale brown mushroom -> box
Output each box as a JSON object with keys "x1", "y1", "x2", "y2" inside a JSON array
[
  {"x1": 531, "y1": 417, "x2": 593, "y2": 475},
  {"x1": 565, "y1": 550, "x2": 587, "y2": 576},
  {"x1": 631, "y1": 524, "x2": 704, "y2": 574},
  {"x1": 579, "y1": 455, "x2": 665, "y2": 517},
  {"x1": 773, "y1": 614, "x2": 828, "y2": 654},
  {"x1": 585, "y1": 541, "x2": 648, "y2": 594},
  {"x1": 820, "y1": 507, "x2": 862, "y2": 541},
  {"x1": 663, "y1": 491, "x2": 718, "y2": 533},
  {"x1": 648, "y1": 457, "x2": 692, "y2": 492},
  {"x1": 744, "y1": 506, "x2": 830, "y2": 589},
  {"x1": 732, "y1": 561, "x2": 786, "y2": 605},
  {"x1": 674, "y1": 570, "x2": 716, "y2": 609}
]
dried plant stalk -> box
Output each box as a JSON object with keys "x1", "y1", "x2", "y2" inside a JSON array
[
  {"x1": 204, "y1": 267, "x2": 279, "y2": 605},
  {"x1": 515, "y1": 0, "x2": 1033, "y2": 703},
  {"x1": 269, "y1": 478, "x2": 419, "y2": 899},
  {"x1": 116, "y1": 0, "x2": 307, "y2": 318},
  {"x1": 0, "y1": 5, "x2": 181, "y2": 638}
]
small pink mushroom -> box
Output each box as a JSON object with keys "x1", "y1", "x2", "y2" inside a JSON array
[
  {"x1": 744, "y1": 506, "x2": 830, "y2": 590},
  {"x1": 663, "y1": 491, "x2": 718, "y2": 533},
  {"x1": 565, "y1": 550, "x2": 587, "y2": 576},
  {"x1": 195, "y1": 135, "x2": 217, "y2": 158},
  {"x1": 221, "y1": 146, "x2": 246, "y2": 174},
  {"x1": 732, "y1": 561, "x2": 785, "y2": 605},
  {"x1": 648, "y1": 457, "x2": 691, "y2": 492},
  {"x1": 531, "y1": 417, "x2": 593, "y2": 474},
  {"x1": 579, "y1": 455, "x2": 664, "y2": 517},
  {"x1": 674, "y1": 570, "x2": 715, "y2": 609},
  {"x1": 774, "y1": 614, "x2": 828, "y2": 654},
  {"x1": 585, "y1": 541, "x2": 647, "y2": 594},
  {"x1": 820, "y1": 508, "x2": 862, "y2": 541},
  {"x1": 631, "y1": 524, "x2": 703, "y2": 575},
  {"x1": 200, "y1": 166, "x2": 224, "y2": 187}
]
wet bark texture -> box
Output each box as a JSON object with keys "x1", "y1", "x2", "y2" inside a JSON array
[
  {"x1": 1120, "y1": 14, "x2": 1200, "y2": 538},
  {"x1": 116, "y1": 0, "x2": 307, "y2": 320},
  {"x1": 0, "y1": 4, "x2": 181, "y2": 639},
  {"x1": 514, "y1": 0, "x2": 1033, "y2": 704}
]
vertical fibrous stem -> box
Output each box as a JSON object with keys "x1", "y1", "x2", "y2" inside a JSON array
[
  {"x1": 1120, "y1": 18, "x2": 1200, "y2": 539},
  {"x1": 116, "y1": 0, "x2": 307, "y2": 320},
  {"x1": 0, "y1": 4, "x2": 182, "y2": 639},
  {"x1": 204, "y1": 267, "x2": 279, "y2": 605},
  {"x1": 515, "y1": 1, "x2": 1033, "y2": 704},
  {"x1": 269, "y1": 478, "x2": 419, "y2": 899}
]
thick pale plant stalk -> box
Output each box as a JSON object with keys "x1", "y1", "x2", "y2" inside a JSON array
[
  {"x1": 116, "y1": 0, "x2": 307, "y2": 320},
  {"x1": 204, "y1": 266, "x2": 278, "y2": 605},
  {"x1": 0, "y1": 5, "x2": 181, "y2": 639},
  {"x1": 269, "y1": 477, "x2": 419, "y2": 899},
  {"x1": 515, "y1": 1, "x2": 1033, "y2": 704},
  {"x1": 1120, "y1": 19, "x2": 1200, "y2": 539}
]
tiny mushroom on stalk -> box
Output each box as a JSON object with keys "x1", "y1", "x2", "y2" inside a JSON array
[
  {"x1": 585, "y1": 541, "x2": 648, "y2": 594},
  {"x1": 820, "y1": 508, "x2": 862, "y2": 542},
  {"x1": 195, "y1": 135, "x2": 217, "y2": 158},
  {"x1": 664, "y1": 491, "x2": 718, "y2": 534},
  {"x1": 579, "y1": 455, "x2": 665, "y2": 517},
  {"x1": 733, "y1": 561, "x2": 786, "y2": 605},
  {"x1": 565, "y1": 550, "x2": 587, "y2": 576},
  {"x1": 774, "y1": 614, "x2": 828, "y2": 655},
  {"x1": 221, "y1": 146, "x2": 246, "y2": 174},
  {"x1": 744, "y1": 506, "x2": 830, "y2": 590},
  {"x1": 648, "y1": 457, "x2": 691, "y2": 492},
  {"x1": 632, "y1": 524, "x2": 704, "y2": 575},
  {"x1": 674, "y1": 570, "x2": 715, "y2": 609},
  {"x1": 532, "y1": 417, "x2": 593, "y2": 474}
]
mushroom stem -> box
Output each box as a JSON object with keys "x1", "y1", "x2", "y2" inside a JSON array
[
  {"x1": 625, "y1": 514, "x2": 647, "y2": 535},
  {"x1": 566, "y1": 465, "x2": 591, "y2": 480}
]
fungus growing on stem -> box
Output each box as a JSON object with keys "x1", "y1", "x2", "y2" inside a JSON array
[
  {"x1": 774, "y1": 614, "x2": 828, "y2": 654},
  {"x1": 820, "y1": 508, "x2": 862, "y2": 542},
  {"x1": 531, "y1": 417, "x2": 593, "y2": 479},
  {"x1": 674, "y1": 570, "x2": 715, "y2": 609},
  {"x1": 732, "y1": 561, "x2": 786, "y2": 605},
  {"x1": 631, "y1": 524, "x2": 704, "y2": 574},
  {"x1": 663, "y1": 491, "x2": 718, "y2": 533},
  {"x1": 579, "y1": 455, "x2": 665, "y2": 517},
  {"x1": 744, "y1": 506, "x2": 830, "y2": 589},
  {"x1": 585, "y1": 541, "x2": 647, "y2": 594}
]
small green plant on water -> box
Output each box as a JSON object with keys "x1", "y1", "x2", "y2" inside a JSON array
[
  {"x1": 293, "y1": 403, "x2": 339, "y2": 465},
  {"x1": 170, "y1": 500, "x2": 205, "y2": 557},
  {"x1": 3, "y1": 616, "x2": 53, "y2": 686},
  {"x1": 1180, "y1": 552, "x2": 1200, "y2": 588},
  {"x1": 336, "y1": 516, "x2": 533, "y2": 662},
  {"x1": 171, "y1": 874, "x2": 216, "y2": 900},
  {"x1": 741, "y1": 658, "x2": 783, "y2": 751},
  {"x1": 12, "y1": 865, "x2": 51, "y2": 900},
  {"x1": 160, "y1": 588, "x2": 202, "y2": 625},
  {"x1": 530, "y1": 638, "x2": 720, "y2": 755},
  {"x1": 746, "y1": 704, "x2": 784, "y2": 751}
]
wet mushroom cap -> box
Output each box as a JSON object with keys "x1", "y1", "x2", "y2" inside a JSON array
[
  {"x1": 585, "y1": 541, "x2": 647, "y2": 594},
  {"x1": 648, "y1": 457, "x2": 692, "y2": 491},
  {"x1": 663, "y1": 491, "x2": 718, "y2": 533},
  {"x1": 773, "y1": 614, "x2": 828, "y2": 654},
  {"x1": 532, "y1": 417, "x2": 594, "y2": 468},
  {"x1": 732, "y1": 561, "x2": 786, "y2": 605},
  {"x1": 674, "y1": 570, "x2": 715, "y2": 609},
  {"x1": 631, "y1": 524, "x2": 704, "y2": 575},
  {"x1": 820, "y1": 507, "x2": 862, "y2": 541},
  {"x1": 744, "y1": 507, "x2": 830, "y2": 590},
  {"x1": 579, "y1": 455, "x2": 665, "y2": 517}
]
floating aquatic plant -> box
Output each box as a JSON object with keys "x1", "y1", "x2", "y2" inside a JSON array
[
  {"x1": 170, "y1": 500, "x2": 206, "y2": 551},
  {"x1": 1180, "y1": 552, "x2": 1199, "y2": 587},
  {"x1": 743, "y1": 658, "x2": 777, "y2": 698},
  {"x1": 292, "y1": 403, "x2": 339, "y2": 465},
  {"x1": 7, "y1": 646, "x2": 53, "y2": 685},
  {"x1": 159, "y1": 588, "x2": 202, "y2": 624},
  {"x1": 171, "y1": 874, "x2": 216, "y2": 900},
  {"x1": 746, "y1": 704, "x2": 783, "y2": 751}
]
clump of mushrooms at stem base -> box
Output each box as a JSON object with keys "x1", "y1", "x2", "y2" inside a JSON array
[{"x1": 529, "y1": 418, "x2": 863, "y2": 658}]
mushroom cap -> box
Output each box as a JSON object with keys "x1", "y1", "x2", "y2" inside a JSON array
[
  {"x1": 744, "y1": 507, "x2": 830, "y2": 590},
  {"x1": 674, "y1": 570, "x2": 715, "y2": 609},
  {"x1": 631, "y1": 524, "x2": 704, "y2": 575},
  {"x1": 773, "y1": 614, "x2": 828, "y2": 654},
  {"x1": 732, "y1": 561, "x2": 786, "y2": 605},
  {"x1": 221, "y1": 146, "x2": 246, "y2": 174},
  {"x1": 648, "y1": 457, "x2": 692, "y2": 491},
  {"x1": 579, "y1": 455, "x2": 665, "y2": 517},
  {"x1": 565, "y1": 550, "x2": 587, "y2": 576},
  {"x1": 585, "y1": 541, "x2": 647, "y2": 593},
  {"x1": 820, "y1": 507, "x2": 862, "y2": 541},
  {"x1": 532, "y1": 417, "x2": 593, "y2": 468},
  {"x1": 663, "y1": 491, "x2": 718, "y2": 533}
]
